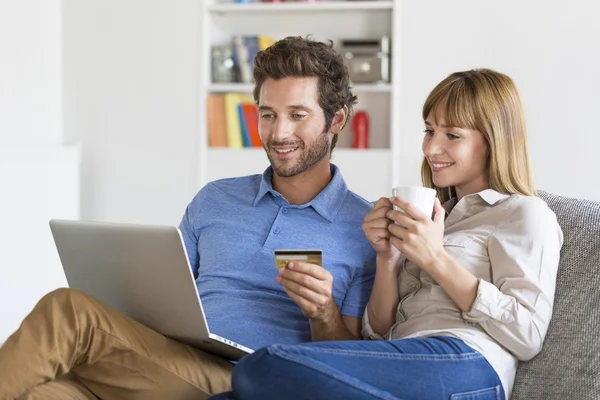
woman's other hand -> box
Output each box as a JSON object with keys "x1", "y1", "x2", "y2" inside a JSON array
[{"x1": 387, "y1": 197, "x2": 446, "y2": 272}]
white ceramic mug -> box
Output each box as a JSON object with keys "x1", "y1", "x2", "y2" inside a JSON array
[{"x1": 391, "y1": 186, "x2": 437, "y2": 218}]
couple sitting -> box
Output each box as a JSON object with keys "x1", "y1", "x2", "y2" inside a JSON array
[{"x1": 0, "y1": 36, "x2": 562, "y2": 400}]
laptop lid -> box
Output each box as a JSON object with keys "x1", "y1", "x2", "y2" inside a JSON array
[{"x1": 49, "y1": 219, "x2": 214, "y2": 348}]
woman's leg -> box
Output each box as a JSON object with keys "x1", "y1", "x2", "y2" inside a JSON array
[{"x1": 229, "y1": 336, "x2": 505, "y2": 400}]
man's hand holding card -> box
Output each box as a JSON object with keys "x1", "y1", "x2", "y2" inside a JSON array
[{"x1": 274, "y1": 250, "x2": 337, "y2": 320}]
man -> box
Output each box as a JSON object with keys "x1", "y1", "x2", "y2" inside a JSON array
[{"x1": 0, "y1": 36, "x2": 376, "y2": 400}]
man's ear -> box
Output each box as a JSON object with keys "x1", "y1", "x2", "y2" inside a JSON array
[{"x1": 330, "y1": 105, "x2": 349, "y2": 134}]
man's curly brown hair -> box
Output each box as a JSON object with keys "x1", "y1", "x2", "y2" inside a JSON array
[{"x1": 252, "y1": 36, "x2": 358, "y2": 153}]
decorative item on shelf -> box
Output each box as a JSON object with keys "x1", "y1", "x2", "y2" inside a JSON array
[
  {"x1": 341, "y1": 36, "x2": 390, "y2": 83},
  {"x1": 211, "y1": 45, "x2": 236, "y2": 83},
  {"x1": 210, "y1": 36, "x2": 276, "y2": 85},
  {"x1": 351, "y1": 110, "x2": 369, "y2": 149}
]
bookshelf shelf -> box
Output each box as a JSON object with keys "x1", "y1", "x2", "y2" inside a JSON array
[
  {"x1": 208, "y1": 83, "x2": 392, "y2": 93},
  {"x1": 208, "y1": 1, "x2": 394, "y2": 14},
  {"x1": 199, "y1": 1, "x2": 402, "y2": 199}
]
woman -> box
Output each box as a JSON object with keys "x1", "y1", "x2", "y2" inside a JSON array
[{"x1": 210, "y1": 69, "x2": 563, "y2": 400}]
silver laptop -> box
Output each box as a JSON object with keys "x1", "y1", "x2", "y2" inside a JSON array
[{"x1": 49, "y1": 219, "x2": 253, "y2": 360}]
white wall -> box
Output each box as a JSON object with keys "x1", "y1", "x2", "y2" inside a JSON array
[
  {"x1": 0, "y1": 1, "x2": 78, "y2": 342},
  {"x1": 0, "y1": 0, "x2": 201, "y2": 343},
  {"x1": 63, "y1": 0, "x2": 201, "y2": 226},
  {"x1": 0, "y1": 146, "x2": 79, "y2": 342},
  {"x1": 398, "y1": 0, "x2": 600, "y2": 201},
  {"x1": 0, "y1": 1, "x2": 63, "y2": 145}
]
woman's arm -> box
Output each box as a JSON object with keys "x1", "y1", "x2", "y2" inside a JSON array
[
  {"x1": 424, "y1": 251, "x2": 479, "y2": 312},
  {"x1": 388, "y1": 196, "x2": 563, "y2": 361},
  {"x1": 386, "y1": 196, "x2": 481, "y2": 323},
  {"x1": 459, "y1": 197, "x2": 563, "y2": 360},
  {"x1": 364, "y1": 255, "x2": 402, "y2": 336},
  {"x1": 361, "y1": 197, "x2": 403, "y2": 338}
]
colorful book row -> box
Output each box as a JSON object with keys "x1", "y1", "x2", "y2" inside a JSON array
[{"x1": 207, "y1": 94, "x2": 262, "y2": 148}]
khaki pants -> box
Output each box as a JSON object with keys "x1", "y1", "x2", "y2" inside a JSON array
[{"x1": 0, "y1": 288, "x2": 233, "y2": 400}]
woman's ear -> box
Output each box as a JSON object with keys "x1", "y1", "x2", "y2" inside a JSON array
[{"x1": 330, "y1": 105, "x2": 349, "y2": 134}]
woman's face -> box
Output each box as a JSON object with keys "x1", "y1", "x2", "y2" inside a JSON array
[{"x1": 422, "y1": 109, "x2": 489, "y2": 200}]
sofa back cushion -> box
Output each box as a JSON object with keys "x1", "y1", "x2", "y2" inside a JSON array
[{"x1": 512, "y1": 191, "x2": 600, "y2": 400}]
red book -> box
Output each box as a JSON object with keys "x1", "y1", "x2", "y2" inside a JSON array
[{"x1": 241, "y1": 103, "x2": 262, "y2": 147}]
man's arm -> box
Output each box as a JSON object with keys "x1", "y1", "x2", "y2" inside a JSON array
[
  {"x1": 277, "y1": 261, "x2": 361, "y2": 341},
  {"x1": 309, "y1": 310, "x2": 361, "y2": 341},
  {"x1": 178, "y1": 201, "x2": 201, "y2": 278}
]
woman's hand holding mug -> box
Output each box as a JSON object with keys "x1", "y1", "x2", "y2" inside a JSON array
[{"x1": 387, "y1": 194, "x2": 446, "y2": 273}]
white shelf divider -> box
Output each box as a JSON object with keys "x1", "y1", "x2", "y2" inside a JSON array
[
  {"x1": 208, "y1": 1, "x2": 393, "y2": 14},
  {"x1": 208, "y1": 83, "x2": 253, "y2": 93},
  {"x1": 208, "y1": 83, "x2": 391, "y2": 93}
]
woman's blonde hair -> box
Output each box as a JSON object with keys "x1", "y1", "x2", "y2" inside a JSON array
[{"x1": 421, "y1": 69, "x2": 536, "y2": 204}]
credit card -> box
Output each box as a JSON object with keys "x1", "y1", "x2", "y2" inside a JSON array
[{"x1": 274, "y1": 249, "x2": 323, "y2": 268}]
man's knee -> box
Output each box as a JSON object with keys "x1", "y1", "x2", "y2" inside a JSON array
[{"x1": 39, "y1": 288, "x2": 94, "y2": 310}]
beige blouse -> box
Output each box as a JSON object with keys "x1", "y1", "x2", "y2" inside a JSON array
[{"x1": 362, "y1": 189, "x2": 564, "y2": 399}]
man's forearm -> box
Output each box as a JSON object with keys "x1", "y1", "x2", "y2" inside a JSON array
[{"x1": 309, "y1": 303, "x2": 359, "y2": 341}]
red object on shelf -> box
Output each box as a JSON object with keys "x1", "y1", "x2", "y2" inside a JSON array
[{"x1": 352, "y1": 110, "x2": 369, "y2": 149}]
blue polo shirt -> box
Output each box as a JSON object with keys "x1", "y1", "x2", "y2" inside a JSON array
[{"x1": 179, "y1": 164, "x2": 376, "y2": 350}]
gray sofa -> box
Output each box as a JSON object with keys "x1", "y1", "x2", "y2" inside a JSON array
[{"x1": 512, "y1": 191, "x2": 600, "y2": 399}]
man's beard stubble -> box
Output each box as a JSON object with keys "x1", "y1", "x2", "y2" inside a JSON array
[{"x1": 266, "y1": 130, "x2": 330, "y2": 178}]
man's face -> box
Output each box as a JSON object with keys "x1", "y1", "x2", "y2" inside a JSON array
[{"x1": 257, "y1": 77, "x2": 330, "y2": 178}]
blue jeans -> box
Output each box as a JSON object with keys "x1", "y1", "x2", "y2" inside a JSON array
[{"x1": 209, "y1": 336, "x2": 505, "y2": 400}]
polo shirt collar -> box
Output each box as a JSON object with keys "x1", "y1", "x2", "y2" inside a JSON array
[
  {"x1": 253, "y1": 164, "x2": 348, "y2": 223},
  {"x1": 253, "y1": 167, "x2": 275, "y2": 206}
]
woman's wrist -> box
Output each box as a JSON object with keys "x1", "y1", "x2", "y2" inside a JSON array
[
  {"x1": 423, "y1": 248, "x2": 449, "y2": 274},
  {"x1": 376, "y1": 253, "x2": 402, "y2": 272}
]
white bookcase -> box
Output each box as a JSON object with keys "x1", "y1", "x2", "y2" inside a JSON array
[{"x1": 198, "y1": 0, "x2": 402, "y2": 201}]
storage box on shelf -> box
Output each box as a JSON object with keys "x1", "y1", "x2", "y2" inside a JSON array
[{"x1": 199, "y1": 0, "x2": 401, "y2": 201}]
